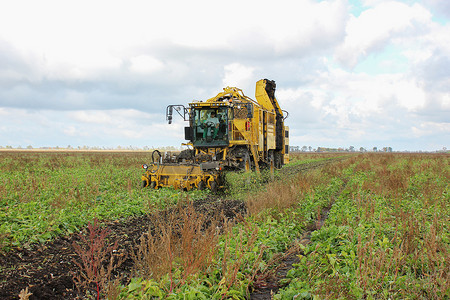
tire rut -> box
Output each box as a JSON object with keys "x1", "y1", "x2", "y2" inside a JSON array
[{"x1": 250, "y1": 159, "x2": 350, "y2": 299}]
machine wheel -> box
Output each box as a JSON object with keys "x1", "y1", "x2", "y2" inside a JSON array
[
  {"x1": 198, "y1": 181, "x2": 206, "y2": 190},
  {"x1": 210, "y1": 181, "x2": 218, "y2": 194},
  {"x1": 274, "y1": 151, "x2": 282, "y2": 169},
  {"x1": 141, "y1": 180, "x2": 148, "y2": 188}
]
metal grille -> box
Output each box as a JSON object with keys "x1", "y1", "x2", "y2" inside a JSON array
[{"x1": 234, "y1": 106, "x2": 247, "y2": 119}]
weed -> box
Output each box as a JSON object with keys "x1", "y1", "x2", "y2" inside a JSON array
[
  {"x1": 131, "y1": 203, "x2": 222, "y2": 290},
  {"x1": 72, "y1": 218, "x2": 125, "y2": 300}
]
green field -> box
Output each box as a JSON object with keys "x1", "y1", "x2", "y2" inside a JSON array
[
  {"x1": 0, "y1": 151, "x2": 206, "y2": 250},
  {"x1": 0, "y1": 151, "x2": 448, "y2": 299}
]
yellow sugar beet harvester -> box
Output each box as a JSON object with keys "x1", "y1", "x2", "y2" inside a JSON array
[{"x1": 141, "y1": 79, "x2": 289, "y2": 192}]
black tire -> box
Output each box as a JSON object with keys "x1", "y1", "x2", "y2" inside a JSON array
[
  {"x1": 141, "y1": 180, "x2": 148, "y2": 188},
  {"x1": 198, "y1": 181, "x2": 205, "y2": 190},
  {"x1": 210, "y1": 181, "x2": 218, "y2": 193},
  {"x1": 274, "y1": 151, "x2": 282, "y2": 169}
]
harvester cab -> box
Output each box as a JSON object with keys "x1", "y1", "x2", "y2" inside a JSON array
[{"x1": 141, "y1": 79, "x2": 289, "y2": 192}]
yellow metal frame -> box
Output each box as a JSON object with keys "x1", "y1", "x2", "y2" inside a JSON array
[{"x1": 142, "y1": 163, "x2": 218, "y2": 191}]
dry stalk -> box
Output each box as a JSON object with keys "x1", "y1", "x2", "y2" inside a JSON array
[
  {"x1": 18, "y1": 287, "x2": 32, "y2": 300},
  {"x1": 72, "y1": 218, "x2": 125, "y2": 300},
  {"x1": 131, "y1": 202, "x2": 223, "y2": 291}
]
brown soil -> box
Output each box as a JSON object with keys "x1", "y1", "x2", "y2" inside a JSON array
[{"x1": 0, "y1": 197, "x2": 246, "y2": 300}]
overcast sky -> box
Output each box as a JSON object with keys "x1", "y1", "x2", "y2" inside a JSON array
[{"x1": 0, "y1": 0, "x2": 449, "y2": 151}]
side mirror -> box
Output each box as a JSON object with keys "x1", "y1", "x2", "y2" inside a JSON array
[
  {"x1": 166, "y1": 105, "x2": 188, "y2": 124},
  {"x1": 167, "y1": 106, "x2": 173, "y2": 124}
]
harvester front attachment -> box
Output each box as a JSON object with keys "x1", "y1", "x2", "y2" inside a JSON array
[{"x1": 141, "y1": 161, "x2": 221, "y2": 192}]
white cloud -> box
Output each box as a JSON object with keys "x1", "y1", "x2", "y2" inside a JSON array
[
  {"x1": 423, "y1": 0, "x2": 450, "y2": 18},
  {"x1": 274, "y1": 63, "x2": 445, "y2": 149},
  {"x1": 129, "y1": 55, "x2": 164, "y2": 74},
  {"x1": 70, "y1": 111, "x2": 115, "y2": 125},
  {"x1": 278, "y1": 87, "x2": 327, "y2": 110},
  {"x1": 412, "y1": 121, "x2": 450, "y2": 137},
  {"x1": 69, "y1": 109, "x2": 157, "y2": 125},
  {"x1": 336, "y1": 1, "x2": 432, "y2": 68},
  {"x1": 442, "y1": 93, "x2": 450, "y2": 109},
  {"x1": 63, "y1": 126, "x2": 77, "y2": 137},
  {"x1": 0, "y1": 0, "x2": 348, "y2": 81},
  {"x1": 222, "y1": 63, "x2": 255, "y2": 90},
  {"x1": 0, "y1": 0, "x2": 448, "y2": 151},
  {"x1": 64, "y1": 91, "x2": 87, "y2": 106},
  {"x1": 0, "y1": 107, "x2": 181, "y2": 147},
  {"x1": 395, "y1": 80, "x2": 427, "y2": 111}
]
